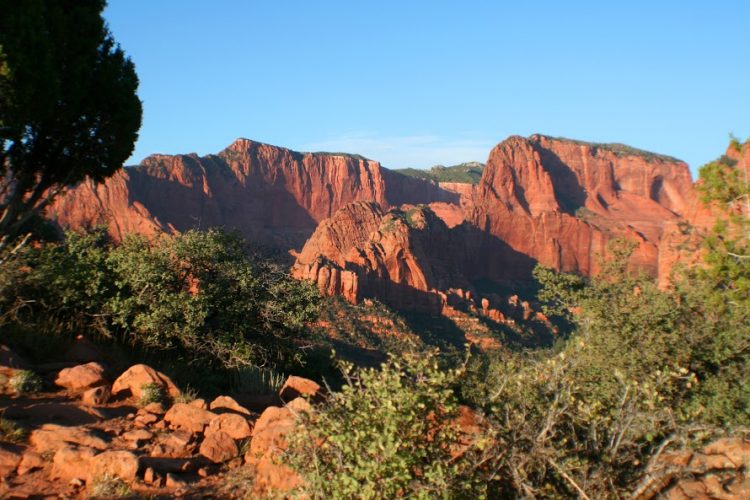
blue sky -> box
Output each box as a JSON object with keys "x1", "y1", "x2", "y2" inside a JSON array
[{"x1": 104, "y1": 1, "x2": 749, "y2": 174}]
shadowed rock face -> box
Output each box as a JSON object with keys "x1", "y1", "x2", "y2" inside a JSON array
[
  {"x1": 293, "y1": 135, "x2": 702, "y2": 311},
  {"x1": 293, "y1": 203, "x2": 480, "y2": 312},
  {"x1": 52, "y1": 134, "x2": 705, "y2": 311},
  {"x1": 469, "y1": 135, "x2": 694, "y2": 279},
  {"x1": 49, "y1": 139, "x2": 460, "y2": 251}
]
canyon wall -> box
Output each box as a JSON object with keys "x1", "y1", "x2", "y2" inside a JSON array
[
  {"x1": 51, "y1": 134, "x2": 715, "y2": 313},
  {"x1": 50, "y1": 139, "x2": 459, "y2": 251}
]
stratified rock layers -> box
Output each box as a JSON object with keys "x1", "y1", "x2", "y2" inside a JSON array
[
  {"x1": 50, "y1": 139, "x2": 459, "y2": 250},
  {"x1": 293, "y1": 135, "x2": 698, "y2": 311},
  {"x1": 52, "y1": 134, "x2": 704, "y2": 312}
]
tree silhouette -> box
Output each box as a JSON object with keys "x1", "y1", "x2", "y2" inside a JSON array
[{"x1": 0, "y1": 0, "x2": 142, "y2": 252}]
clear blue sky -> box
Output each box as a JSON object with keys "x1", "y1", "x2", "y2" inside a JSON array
[{"x1": 104, "y1": 1, "x2": 749, "y2": 174}]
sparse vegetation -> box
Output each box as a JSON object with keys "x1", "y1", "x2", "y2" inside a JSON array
[
  {"x1": 288, "y1": 350, "x2": 488, "y2": 499},
  {"x1": 138, "y1": 382, "x2": 165, "y2": 407},
  {"x1": 0, "y1": 417, "x2": 27, "y2": 443},
  {"x1": 395, "y1": 162, "x2": 485, "y2": 184},
  {"x1": 88, "y1": 473, "x2": 133, "y2": 499},
  {"x1": 174, "y1": 385, "x2": 199, "y2": 404},
  {"x1": 8, "y1": 370, "x2": 42, "y2": 394},
  {"x1": 230, "y1": 365, "x2": 286, "y2": 395},
  {"x1": 0, "y1": 228, "x2": 321, "y2": 382}
]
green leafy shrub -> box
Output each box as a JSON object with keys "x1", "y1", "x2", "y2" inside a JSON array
[
  {"x1": 1, "y1": 228, "x2": 321, "y2": 375},
  {"x1": 287, "y1": 349, "x2": 488, "y2": 499},
  {"x1": 9, "y1": 370, "x2": 43, "y2": 394},
  {"x1": 458, "y1": 226, "x2": 750, "y2": 497}
]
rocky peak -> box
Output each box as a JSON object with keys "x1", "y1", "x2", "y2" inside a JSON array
[{"x1": 49, "y1": 139, "x2": 461, "y2": 252}]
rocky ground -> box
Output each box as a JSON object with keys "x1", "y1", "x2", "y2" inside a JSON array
[
  {"x1": 0, "y1": 340, "x2": 314, "y2": 498},
  {"x1": 3, "y1": 336, "x2": 750, "y2": 499}
]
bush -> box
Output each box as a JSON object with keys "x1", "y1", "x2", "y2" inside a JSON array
[
  {"x1": 8, "y1": 370, "x2": 43, "y2": 394},
  {"x1": 138, "y1": 382, "x2": 165, "y2": 407},
  {"x1": 0, "y1": 417, "x2": 27, "y2": 443},
  {"x1": 457, "y1": 235, "x2": 749, "y2": 497},
  {"x1": 0, "y1": 228, "x2": 321, "y2": 375},
  {"x1": 287, "y1": 349, "x2": 488, "y2": 499}
]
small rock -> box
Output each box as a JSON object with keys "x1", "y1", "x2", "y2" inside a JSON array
[
  {"x1": 111, "y1": 364, "x2": 180, "y2": 399},
  {"x1": 51, "y1": 445, "x2": 96, "y2": 481},
  {"x1": 197, "y1": 467, "x2": 209, "y2": 478},
  {"x1": 188, "y1": 398, "x2": 207, "y2": 409},
  {"x1": 0, "y1": 446, "x2": 21, "y2": 476},
  {"x1": 70, "y1": 477, "x2": 85, "y2": 487},
  {"x1": 143, "y1": 466, "x2": 155, "y2": 484},
  {"x1": 134, "y1": 412, "x2": 158, "y2": 426},
  {"x1": 122, "y1": 429, "x2": 153, "y2": 444},
  {"x1": 209, "y1": 395, "x2": 251, "y2": 416},
  {"x1": 81, "y1": 385, "x2": 110, "y2": 406},
  {"x1": 206, "y1": 413, "x2": 252, "y2": 440},
  {"x1": 142, "y1": 401, "x2": 167, "y2": 414},
  {"x1": 164, "y1": 403, "x2": 216, "y2": 434},
  {"x1": 199, "y1": 430, "x2": 238, "y2": 463},
  {"x1": 55, "y1": 362, "x2": 107, "y2": 391},
  {"x1": 279, "y1": 375, "x2": 322, "y2": 402},
  {"x1": 166, "y1": 472, "x2": 187, "y2": 489},
  {"x1": 30, "y1": 424, "x2": 108, "y2": 454},
  {"x1": 91, "y1": 450, "x2": 140, "y2": 482},
  {"x1": 151, "y1": 430, "x2": 194, "y2": 458}
]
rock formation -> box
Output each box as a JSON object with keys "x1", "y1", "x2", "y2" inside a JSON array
[
  {"x1": 52, "y1": 133, "x2": 715, "y2": 312},
  {"x1": 293, "y1": 134, "x2": 701, "y2": 311},
  {"x1": 469, "y1": 135, "x2": 694, "y2": 280},
  {"x1": 49, "y1": 139, "x2": 460, "y2": 251}
]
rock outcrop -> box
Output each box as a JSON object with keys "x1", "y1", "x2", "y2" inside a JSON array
[
  {"x1": 50, "y1": 139, "x2": 460, "y2": 252},
  {"x1": 469, "y1": 135, "x2": 694, "y2": 280},
  {"x1": 51, "y1": 133, "x2": 715, "y2": 312},
  {"x1": 293, "y1": 135, "x2": 701, "y2": 312},
  {"x1": 293, "y1": 202, "x2": 476, "y2": 313}
]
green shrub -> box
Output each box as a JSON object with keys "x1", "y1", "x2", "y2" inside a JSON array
[
  {"x1": 0, "y1": 417, "x2": 27, "y2": 443},
  {"x1": 287, "y1": 349, "x2": 488, "y2": 499},
  {"x1": 9, "y1": 370, "x2": 43, "y2": 394},
  {"x1": 1, "y1": 228, "x2": 321, "y2": 374},
  {"x1": 138, "y1": 382, "x2": 165, "y2": 407}
]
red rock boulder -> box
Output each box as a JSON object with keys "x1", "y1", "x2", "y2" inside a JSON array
[
  {"x1": 55, "y1": 362, "x2": 107, "y2": 391},
  {"x1": 111, "y1": 364, "x2": 180, "y2": 400}
]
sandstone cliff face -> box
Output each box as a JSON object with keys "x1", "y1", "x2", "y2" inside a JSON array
[
  {"x1": 656, "y1": 139, "x2": 750, "y2": 286},
  {"x1": 293, "y1": 201, "x2": 549, "y2": 319},
  {"x1": 50, "y1": 139, "x2": 461, "y2": 251},
  {"x1": 469, "y1": 135, "x2": 694, "y2": 280},
  {"x1": 53, "y1": 133, "x2": 707, "y2": 313},
  {"x1": 294, "y1": 134, "x2": 702, "y2": 312},
  {"x1": 293, "y1": 203, "x2": 474, "y2": 312}
]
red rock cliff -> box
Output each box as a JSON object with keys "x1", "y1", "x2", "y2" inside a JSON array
[
  {"x1": 49, "y1": 139, "x2": 460, "y2": 251},
  {"x1": 469, "y1": 135, "x2": 694, "y2": 280}
]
